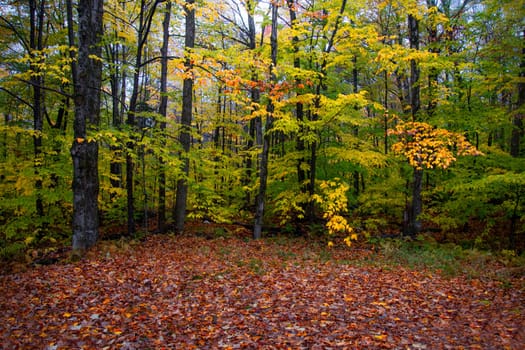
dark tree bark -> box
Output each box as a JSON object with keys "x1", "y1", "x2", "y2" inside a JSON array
[
  {"x1": 254, "y1": 1, "x2": 278, "y2": 239},
  {"x1": 105, "y1": 21, "x2": 125, "y2": 190},
  {"x1": 510, "y1": 31, "x2": 524, "y2": 157},
  {"x1": 29, "y1": 0, "x2": 45, "y2": 217},
  {"x1": 244, "y1": 0, "x2": 262, "y2": 207},
  {"x1": 405, "y1": 13, "x2": 423, "y2": 237},
  {"x1": 157, "y1": 0, "x2": 171, "y2": 233},
  {"x1": 287, "y1": 0, "x2": 307, "y2": 193},
  {"x1": 70, "y1": 0, "x2": 104, "y2": 251},
  {"x1": 408, "y1": 14, "x2": 420, "y2": 122},
  {"x1": 174, "y1": 0, "x2": 195, "y2": 233}
]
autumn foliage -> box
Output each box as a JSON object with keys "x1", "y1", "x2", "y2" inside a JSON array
[
  {"x1": 1, "y1": 234, "x2": 523, "y2": 348},
  {"x1": 389, "y1": 122, "x2": 483, "y2": 170}
]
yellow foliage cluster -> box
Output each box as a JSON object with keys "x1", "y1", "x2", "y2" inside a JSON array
[
  {"x1": 313, "y1": 179, "x2": 356, "y2": 247},
  {"x1": 389, "y1": 122, "x2": 483, "y2": 170}
]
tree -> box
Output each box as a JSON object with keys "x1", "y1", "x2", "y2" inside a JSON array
[
  {"x1": 512, "y1": 34, "x2": 524, "y2": 157},
  {"x1": 29, "y1": 0, "x2": 46, "y2": 218},
  {"x1": 70, "y1": 0, "x2": 104, "y2": 251},
  {"x1": 104, "y1": 0, "x2": 131, "y2": 191},
  {"x1": 253, "y1": 0, "x2": 278, "y2": 239},
  {"x1": 125, "y1": 0, "x2": 164, "y2": 236},
  {"x1": 174, "y1": 0, "x2": 196, "y2": 233},
  {"x1": 0, "y1": 0, "x2": 523, "y2": 253},
  {"x1": 390, "y1": 121, "x2": 482, "y2": 237},
  {"x1": 406, "y1": 3, "x2": 422, "y2": 237},
  {"x1": 157, "y1": 0, "x2": 171, "y2": 233}
]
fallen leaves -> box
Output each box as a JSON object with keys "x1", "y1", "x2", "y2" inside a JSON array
[{"x1": 0, "y1": 234, "x2": 523, "y2": 349}]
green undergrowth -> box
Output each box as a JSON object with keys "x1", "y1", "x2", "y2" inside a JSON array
[{"x1": 370, "y1": 234, "x2": 525, "y2": 280}]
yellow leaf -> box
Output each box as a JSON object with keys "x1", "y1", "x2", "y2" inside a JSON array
[
  {"x1": 374, "y1": 334, "x2": 387, "y2": 341},
  {"x1": 63, "y1": 312, "x2": 72, "y2": 318},
  {"x1": 76, "y1": 137, "x2": 84, "y2": 144}
]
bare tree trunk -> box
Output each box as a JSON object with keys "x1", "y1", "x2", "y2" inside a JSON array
[
  {"x1": 406, "y1": 13, "x2": 422, "y2": 237},
  {"x1": 254, "y1": 1, "x2": 278, "y2": 239},
  {"x1": 157, "y1": 1, "x2": 171, "y2": 233},
  {"x1": 244, "y1": 0, "x2": 261, "y2": 207},
  {"x1": 70, "y1": 0, "x2": 103, "y2": 251},
  {"x1": 510, "y1": 31, "x2": 524, "y2": 157},
  {"x1": 29, "y1": 0, "x2": 45, "y2": 217},
  {"x1": 174, "y1": 0, "x2": 195, "y2": 233},
  {"x1": 107, "y1": 23, "x2": 124, "y2": 190},
  {"x1": 287, "y1": 0, "x2": 307, "y2": 195},
  {"x1": 408, "y1": 14, "x2": 420, "y2": 122}
]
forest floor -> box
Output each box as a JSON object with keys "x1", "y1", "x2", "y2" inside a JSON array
[{"x1": 1, "y1": 223, "x2": 524, "y2": 349}]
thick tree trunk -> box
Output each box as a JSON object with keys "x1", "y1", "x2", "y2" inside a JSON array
[
  {"x1": 71, "y1": 0, "x2": 103, "y2": 251},
  {"x1": 174, "y1": 0, "x2": 195, "y2": 233},
  {"x1": 71, "y1": 141, "x2": 99, "y2": 250}
]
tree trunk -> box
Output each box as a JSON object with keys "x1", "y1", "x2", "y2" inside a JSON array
[
  {"x1": 406, "y1": 13, "x2": 422, "y2": 237},
  {"x1": 408, "y1": 14, "x2": 420, "y2": 122},
  {"x1": 108, "y1": 38, "x2": 123, "y2": 189},
  {"x1": 254, "y1": 1, "x2": 278, "y2": 239},
  {"x1": 70, "y1": 0, "x2": 103, "y2": 251},
  {"x1": 157, "y1": 1, "x2": 171, "y2": 233},
  {"x1": 174, "y1": 0, "x2": 195, "y2": 233},
  {"x1": 406, "y1": 168, "x2": 423, "y2": 236},
  {"x1": 287, "y1": 0, "x2": 307, "y2": 193},
  {"x1": 29, "y1": 0, "x2": 45, "y2": 217},
  {"x1": 510, "y1": 31, "x2": 524, "y2": 157},
  {"x1": 243, "y1": 0, "x2": 261, "y2": 207},
  {"x1": 71, "y1": 141, "x2": 100, "y2": 250}
]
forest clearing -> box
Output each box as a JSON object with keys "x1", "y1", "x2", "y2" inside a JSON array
[{"x1": 1, "y1": 228, "x2": 524, "y2": 349}]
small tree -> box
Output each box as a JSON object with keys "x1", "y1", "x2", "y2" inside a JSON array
[
  {"x1": 312, "y1": 178, "x2": 357, "y2": 247},
  {"x1": 389, "y1": 121, "x2": 482, "y2": 236}
]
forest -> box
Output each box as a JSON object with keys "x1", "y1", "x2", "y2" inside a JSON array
[
  {"x1": 1, "y1": 0, "x2": 524, "y2": 255},
  {"x1": 0, "y1": 0, "x2": 524, "y2": 348}
]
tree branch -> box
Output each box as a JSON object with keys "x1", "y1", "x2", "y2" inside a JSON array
[{"x1": 0, "y1": 86, "x2": 34, "y2": 110}]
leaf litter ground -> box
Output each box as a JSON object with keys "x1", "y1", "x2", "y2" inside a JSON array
[{"x1": 1, "y1": 234, "x2": 524, "y2": 349}]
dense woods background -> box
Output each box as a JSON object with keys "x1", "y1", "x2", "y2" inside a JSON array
[{"x1": 0, "y1": 0, "x2": 524, "y2": 258}]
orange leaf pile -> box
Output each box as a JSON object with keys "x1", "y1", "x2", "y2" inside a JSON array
[{"x1": 1, "y1": 235, "x2": 523, "y2": 348}]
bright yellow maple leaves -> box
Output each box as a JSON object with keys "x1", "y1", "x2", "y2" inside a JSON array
[
  {"x1": 313, "y1": 179, "x2": 357, "y2": 247},
  {"x1": 389, "y1": 121, "x2": 483, "y2": 170}
]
